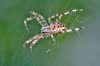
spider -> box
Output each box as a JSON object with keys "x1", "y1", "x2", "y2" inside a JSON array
[{"x1": 23, "y1": 9, "x2": 84, "y2": 50}]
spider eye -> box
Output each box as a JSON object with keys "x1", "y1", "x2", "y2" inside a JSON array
[
  {"x1": 42, "y1": 32, "x2": 45, "y2": 33},
  {"x1": 57, "y1": 26, "x2": 59, "y2": 28},
  {"x1": 63, "y1": 25, "x2": 65, "y2": 27},
  {"x1": 57, "y1": 22, "x2": 59, "y2": 24}
]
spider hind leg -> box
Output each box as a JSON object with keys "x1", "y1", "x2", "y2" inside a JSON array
[
  {"x1": 67, "y1": 27, "x2": 84, "y2": 32},
  {"x1": 23, "y1": 34, "x2": 43, "y2": 49},
  {"x1": 30, "y1": 39, "x2": 39, "y2": 51},
  {"x1": 51, "y1": 35, "x2": 56, "y2": 43}
]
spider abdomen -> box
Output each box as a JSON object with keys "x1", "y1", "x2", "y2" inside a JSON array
[{"x1": 50, "y1": 22, "x2": 67, "y2": 34}]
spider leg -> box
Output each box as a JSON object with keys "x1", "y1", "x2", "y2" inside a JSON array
[
  {"x1": 66, "y1": 27, "x2": 84, "y2": 32},
  {"x1": 50, "y1": 35, "x2": 56, "y2": 43},
  {"x1": 56, "y1": 9, "x2": 83, "y2": 21},
  {"x1": 23, "y1": 36, "x2": 34, "y2": 48},
  {"x1": 29, "y1": 11, "x2": 48, "y2": 27},
  {"x1": 48, "y1": 9, "x2": 83, "y2": 23},
  {"x1": 23, "y1": 34, "x2": 43, "y2": 50},
  {"x1": 24, "y1": 17, "x2": 33, "y2": 31},
  {"x1": 30, "y1": 39, "x2": 39, "y2": 51},
  {"x1": 48, "y1": 14, "x2": 59, "y2": 23}
]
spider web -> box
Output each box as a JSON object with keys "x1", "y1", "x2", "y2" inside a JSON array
[{"x1": 0, "y1": 0, "x2": 100, "y2": 66}]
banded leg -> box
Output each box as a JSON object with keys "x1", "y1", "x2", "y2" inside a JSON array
[
  {"x1": 24, "y1": 10, "x2": 38, "y2": 31},
  {"x1": 48, "y1": 13, "x2": 59, "y2": 23},
  {"x1": 30, "y1": 39, "x2": 39, "y2": 51},
  {"x1": 51, "y1": 35, "x2": 56, "y2": 43},
  {"x1": 67, "y1": 27, "x2": 84, "y2": 32},
  {"x1": 29, "y1": 34, "x2": 43, "y2": 51},
  {"x1": 48, "y1": 9, "x2": 83, "y2": 23},
  {"x1": 23, "y1": 34, "x2": 43, "y2": 50},
  {"x1": 24, "y1": 17, "x2": 34, "y2": 31},
  {"x1": 30, "y1": 11, "x2": 48, "y2": 27},
  {"x1": 23, "y1": 36, "x2": 34, "y2": 48}
]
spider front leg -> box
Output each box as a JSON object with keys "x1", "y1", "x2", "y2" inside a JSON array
[
  {"x1": 30, "y1": 11, "x2": 48, "y2": 27},
  {"x1": 24, "y1": 11, "x2": 37, "y2": 31},
  {"x1": 24, "y1": 11, "x2": 48, "y2": 31},
  {"x1": 24, "y1": 17, "x2": 34, "y2": 31},
  {"x1": 66, "y1": 27, "x2": 84, "y2": 32},
  {"x1": 56, "y1": 9, "x2": 83, "y2": 21},
  {"x1": 48, "y1": 9, "x2": 83, "y2": 23}
]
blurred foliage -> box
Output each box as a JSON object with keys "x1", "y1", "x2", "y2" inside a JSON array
[{"x1": 0, "y1": 0, "x2": 100, "y2": 66}]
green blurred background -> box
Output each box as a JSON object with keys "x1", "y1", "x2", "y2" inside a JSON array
[{"x1": 0, "y1": 0, "x2": 100, "y2": 66}]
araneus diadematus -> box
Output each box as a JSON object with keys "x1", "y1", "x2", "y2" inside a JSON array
[{"x1": 23, "y1": 9, "x2": 84, "y2": 51}]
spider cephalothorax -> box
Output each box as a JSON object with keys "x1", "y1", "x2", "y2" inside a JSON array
[{"x1": 23, "y1": 9, "x2": 84, "y2": 50}]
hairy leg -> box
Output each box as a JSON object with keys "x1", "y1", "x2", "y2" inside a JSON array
[{"x1": 48, "y1": 9, "x2": 83, "y2": 23}]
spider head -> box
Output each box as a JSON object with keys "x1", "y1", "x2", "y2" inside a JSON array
[
  {"x1": 41, "y1": 26, "x2": 52, "y2": 37},
  {"x1": 41, "y1": 26, "x2": 51, "y2": 32}
]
